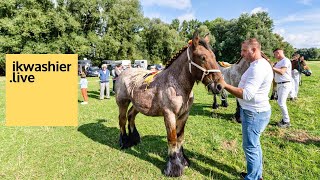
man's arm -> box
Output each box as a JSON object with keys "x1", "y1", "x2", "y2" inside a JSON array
[
  {"x1": 273, "y1": 67, "x2": 287, "y2": 75},
  {"x1": 224, "y1": 83, "x2": 243, "y2": 99}
]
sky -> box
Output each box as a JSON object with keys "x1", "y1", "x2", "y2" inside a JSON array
[{"x1": 140, "y1": 0, "x2": 320, "y2": 49}]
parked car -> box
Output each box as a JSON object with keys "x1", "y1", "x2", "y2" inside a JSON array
[{"x1": 86, "y1": 66, "x2": 100, "y2": 77}]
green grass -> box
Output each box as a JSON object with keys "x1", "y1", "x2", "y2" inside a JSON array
[{"x1": 0, "y1": 62, "x2": 319, "y2": 179}]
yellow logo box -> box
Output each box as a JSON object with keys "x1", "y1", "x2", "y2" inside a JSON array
[{"x1": 6, "y1": 54, "x2": 78, "y2": 126}]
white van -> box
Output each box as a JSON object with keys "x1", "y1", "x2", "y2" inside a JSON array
[
  {"x1": 134, "y1": 60, "x2": 148, "y2": 69},
  {"x1": 114, "y1": 60, "x2": 131, "y2": 70}
]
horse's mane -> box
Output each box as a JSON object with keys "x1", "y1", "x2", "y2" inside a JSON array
[{"x1": 165, "y1": 45, "x2": 189, "y2": 69}]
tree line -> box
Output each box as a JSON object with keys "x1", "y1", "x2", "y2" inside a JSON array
[{"x1": 1, "y1": 0, "x2": 319, "y2": 75}]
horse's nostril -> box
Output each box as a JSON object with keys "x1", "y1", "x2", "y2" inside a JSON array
[{"x1": 216, "y1": 83, "x2": 222, "y2": 91}]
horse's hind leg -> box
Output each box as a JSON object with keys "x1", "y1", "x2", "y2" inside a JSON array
[
  {"x1": 118, "y1": 100, "x2": 132, "y2": 149},
  {"x1": 127, "y1": 106, "x2": 140, "y2": 146},
  {"x1": 235, "y1": 100, "x2": 241, "y2": 123}
]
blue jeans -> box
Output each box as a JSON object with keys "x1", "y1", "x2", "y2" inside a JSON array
[{"x1": 241, "y1": 107, "x2": 271, "y2": 180}]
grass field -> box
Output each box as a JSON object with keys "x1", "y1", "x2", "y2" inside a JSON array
[{"x1": 0, "y1": 61, "x2": 319, "y2": 179}]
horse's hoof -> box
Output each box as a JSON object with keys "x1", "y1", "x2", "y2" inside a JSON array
[
  {"x1": 164, "y1": 153, "x2": 184, "y2": 177},
  {"x1": 180, "y1": 147, "x2": 190, "y2": 167},
  {"x1": 129, "y1": 126, "x2": 141, "y2": 145},
  {"x1": 212, "y1": 104, "x2": 219, "y2": 109},
  {"x1": 119, "y1": 134, "x2": 133, "y2": 149},
  {"x1": 221, "y1": 102, "x2": 228, "y2": 107}
]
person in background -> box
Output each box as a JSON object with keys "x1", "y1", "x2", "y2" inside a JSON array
[
  {"x1": 150, "y1": 65, "x2": 156, "y2": 73},
  {"x1": 290, "y1": 54, "x2": 306, "y2": 100},
  {"x1": 98, "y1": 64, "x2": 110, "y2": 99},
  {"x1": 273, "y1": 48, "x2": 292, "y2": 128},
  {"x1": 220, "y1": 38, "x2": 273, "y2": 180},
  {"x1": 80, "y1": 72, "x2": 88, "y2": 105}
]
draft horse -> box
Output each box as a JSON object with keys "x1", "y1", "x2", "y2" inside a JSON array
[
  {"x1": 212, "y1": 57, "x2": 250, "y2": 123},
  {"x1": 115, "y1": 31, "x2": 224, "y2": 177}
]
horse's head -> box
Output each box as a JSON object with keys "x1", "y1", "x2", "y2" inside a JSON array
[
  {"x1": 302, "y1": 66, "x2": 312, "y2": 76},
  {"x1": 292, "y1": 57, "x2": 312, "y2": 76},
  {"x1": 188, "y1": 31, "x2": 224, "y2": 94}
]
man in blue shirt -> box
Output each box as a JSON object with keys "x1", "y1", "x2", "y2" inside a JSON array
[{"x1": 98, "y1": 64, "x2": 110, "y2": 99}]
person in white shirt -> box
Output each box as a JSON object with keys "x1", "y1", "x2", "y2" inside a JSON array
[
  {"x1": 80, "y1": 73, "x2": 88, "y2": 105},
  {"x1": 220, "y1": 38, "x2": 273, "y2": 180},
  {"x1": 273, "y1": 48, "x2": 292, "y2": 128}
]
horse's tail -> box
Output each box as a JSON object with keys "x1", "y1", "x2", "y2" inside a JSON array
[{"x1": 261, "y1": 51, "x2": 274, "y2": 68}]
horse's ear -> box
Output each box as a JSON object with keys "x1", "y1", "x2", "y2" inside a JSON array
[
  {"x1": 204, "y1": 33, "x2": 210, "y2": 43},
  {"x1": 192, "y1": 30, "x2": 200, "y2": 47}
]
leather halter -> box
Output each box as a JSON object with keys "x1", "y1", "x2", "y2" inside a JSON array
[{"x1": 187, "y1": 46, "x2": 221, "y2": 82}]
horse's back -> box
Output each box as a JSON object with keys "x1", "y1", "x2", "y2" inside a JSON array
[{"x1": 116, "y1": 68, "x2": 149, "y2": 100}]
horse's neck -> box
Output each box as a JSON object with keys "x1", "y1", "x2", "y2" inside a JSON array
[
  {"x1": 163, "y1": 50, "x2": 195, "y2": 92},
  {"x1": 233, "y1": 58, "x2": 250, "y2": 74}
]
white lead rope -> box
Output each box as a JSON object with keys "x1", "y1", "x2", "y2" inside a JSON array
[{"x1": 187, "y1": 47, "x2": 221, "y2": 82}]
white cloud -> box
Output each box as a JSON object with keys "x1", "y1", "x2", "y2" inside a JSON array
[
  {"x1": 298, "y1": 0, "x2": 312, "y2": 5},
  {"x1": 275, "y1": 13, "x2": 320, "y2": 24},
  {"x1": 177, "y1": 12, "x2": 195, "y2": 22},
  {"x1": 274, "y1": 28, "x2": 320, "y2": 48},
  {"x1": 274, "y1": 9, "x2": 320, "y2": 48},
  {"x1": 287, "y1": 32, "x2": 320, "y2": 48},
  {"x1": 143, "y1": 12, "x2": 171, "y2": 23},
  {"x1": 274, "y1": 28, "x2": 286, "y2": 35},
  {"x1": 250, "y1": 7, "x2": 268, "y2": 14},
  {"x1": 141, "y1": 0, "x2": 192, "y2": 10}
]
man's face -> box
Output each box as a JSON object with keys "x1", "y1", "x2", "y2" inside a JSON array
[
  {"x1": 241, "y1": 43, "x2": 254, "y2": 61},
  {"x1": 273, "y1": 50, "x2": 281, "y2": 60}
]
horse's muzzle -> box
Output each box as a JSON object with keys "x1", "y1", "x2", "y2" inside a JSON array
[{"x1": 208, "y1": 82, "x2": 223, "y2": 94}]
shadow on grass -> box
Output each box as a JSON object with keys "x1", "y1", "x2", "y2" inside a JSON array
[
  {"x1": 191, "y1": 103, "x2": 236, "y2": 122},
  {"x1": 78, "y1": 120, "x2": 237, "y2": 179},
  {"x1": 87, "y1": 90, "x2": 100, "y2": 99},
  {"x1": 190, "y1": 103, "x2": 212, "y2": 117}
]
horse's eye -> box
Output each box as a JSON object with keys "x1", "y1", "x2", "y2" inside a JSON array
[{"x1": 201, "y1": 56, "x2": 206, "y2": 62}]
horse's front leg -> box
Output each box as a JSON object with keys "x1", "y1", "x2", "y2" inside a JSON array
[
  {"x1": 212, "y1": 94, "x2": 219, "y2": 109},
  {"x1": 163, "y1": 111, "x2": 184, "y2": 177},
  {"x1": 221, "y1": 89, "x2": 228, "y2": 107},
  {"x1": 176, "y1": 111, "x2": 191, "y2": 168}
]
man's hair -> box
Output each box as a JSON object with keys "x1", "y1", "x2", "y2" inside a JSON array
[
  {"x1": 273, "y1": 48, "x2": 283, "y2": 53},
  {"x1": 243, "y1": 38, "x2": 261, "y2": 50}
]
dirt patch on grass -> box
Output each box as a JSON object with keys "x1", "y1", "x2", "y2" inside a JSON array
[
  {"x1": 265, "y1": 128, "x2": 286, "y2": 137},
  {"x1": 284, "y1": 130, "x2": 320, "y2": 143},
  {"x1": 221, "y1": 140, "x2": 237, "y2": 152}
]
